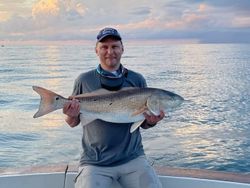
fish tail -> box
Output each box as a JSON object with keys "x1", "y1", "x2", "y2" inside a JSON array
[{"x1": 32, "y1": 86, "x2": 66, "y2": 118}]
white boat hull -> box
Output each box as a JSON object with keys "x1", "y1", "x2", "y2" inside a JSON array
[{"x1": 0, "y1": 164, "x2": 249, "y2": 188}]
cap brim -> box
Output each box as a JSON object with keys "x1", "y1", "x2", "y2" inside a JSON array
[{"x1": 98, "y1": 34, "x2": 121, "y2": 42}]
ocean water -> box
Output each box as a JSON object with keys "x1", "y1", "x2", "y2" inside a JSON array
[{"x1": 0, "y1": 42, "x2": 249, "y2": 173}]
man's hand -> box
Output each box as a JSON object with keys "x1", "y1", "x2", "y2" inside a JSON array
[
  {"x1": 63, "y1": 98, "x2": 80, "y2": 127},
  {"x1": 141, "y1": 111, "x2": 165, "y2": 129},
  {"x1": 63, "y1": 98, "x2": 80, "y2": 117}
]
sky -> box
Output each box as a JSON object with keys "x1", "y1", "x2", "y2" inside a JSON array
[{"x1": 1, "y1": 0, "x2": 250, "y2": 43}]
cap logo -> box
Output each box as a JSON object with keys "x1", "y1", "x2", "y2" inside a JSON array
[{"x1": 101, "y1": 28, "x2": 117, "y2": 35}]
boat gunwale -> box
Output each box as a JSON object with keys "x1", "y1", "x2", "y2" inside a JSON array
[{"x1": 0, "y1": 164, "x2": 249, "y2": 184}]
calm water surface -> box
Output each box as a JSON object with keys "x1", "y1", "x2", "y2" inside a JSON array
[{"x1": 0, "y1": 43, "x2": 249, "y2": 173}]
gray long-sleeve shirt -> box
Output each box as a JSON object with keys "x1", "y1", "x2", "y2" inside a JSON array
[{"x1": 72, "y1": 68, "x2": 147, "y2": 166}]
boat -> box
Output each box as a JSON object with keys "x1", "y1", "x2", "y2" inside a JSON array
[{"x1": 0, "y1": 164, "x2": 250, "y2": 188}]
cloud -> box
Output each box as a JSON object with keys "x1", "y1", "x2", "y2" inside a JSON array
[
  {"x1": 32, "y1": 0, "x2": 87, "y2": 26},
  {"x1": 0, "y1": 0, "x2": 250, "y2": 43},
  {"x1": 0, "y1": 10, "x2": 8, "y2": 22},
  {"x1": 119, "y1": 2, "x2": 213, "y2": 31},
  {"x1": 0, "y1": 0, "x2": 89, "y2": 40},
  {"x1": 130, "y1": 6, "x2": 151, "y2": 16},
  {"x1": 32, "y1": 0, "x2": 61, "y2": 19},
  {"x1": 232, "y1": 17, "x2": 250, "y2": 28}
]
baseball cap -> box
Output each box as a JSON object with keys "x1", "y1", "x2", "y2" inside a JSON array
[{"x1": 97, "y1": 27, "x2": 122, "y2": 42}]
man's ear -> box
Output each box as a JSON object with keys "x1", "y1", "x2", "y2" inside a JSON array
[
  {"x1": 95, "y1": 46, "x2": 98, "y2": 55},
  {"x1": 122, "y1": 45, "x2": 124, "y2": 53}
]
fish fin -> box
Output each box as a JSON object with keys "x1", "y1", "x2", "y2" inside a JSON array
[
  {"x1": 75, "y1": 89, "x2": 115, "y2": 98},
  {"x1": 75, "y1": 87, "x2": 138, "y2": 98},
  {"x1": 32, "y1": 86, "x2": 66, "y2": 118},
  {"x1": 131, "y1": 105, "x2": 148, "y2": 116},
  {"x1": 120, "y1": 87, "x2": 139, "y2": 91},
  {"x1": 130, "y1": 120, "x2": 145, "y2": 133},
  {"x1": 79, "y1": 115, "x2": 95, "y2": 126},
  {"x1": 147, "y1": 95, "x2": 161, "y2": 116}
]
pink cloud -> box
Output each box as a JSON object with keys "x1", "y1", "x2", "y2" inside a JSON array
[{"x1": 231, "y1": 17, "x2": 250, "y2": 28}]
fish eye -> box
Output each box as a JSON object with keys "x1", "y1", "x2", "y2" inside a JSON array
[{"x1": 55, "y1": 96, "x2": 60, "y2": 100}]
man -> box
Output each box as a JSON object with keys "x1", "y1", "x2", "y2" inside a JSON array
[{"x1": 63, "y1": 27, "x2": 165, "y2": 188}]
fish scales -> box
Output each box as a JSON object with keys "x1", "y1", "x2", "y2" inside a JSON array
[{"x1": 76, "y1": 88, "x2": 152, "y2": 113}]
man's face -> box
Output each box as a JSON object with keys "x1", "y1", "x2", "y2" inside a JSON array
[{"x1": 95, "y1": 38, "x2": 124, "y2": 71}]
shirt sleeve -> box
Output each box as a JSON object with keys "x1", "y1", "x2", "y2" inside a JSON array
[{"x1": 72, "y1": 76, "x2": 83, "y2": 95}]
